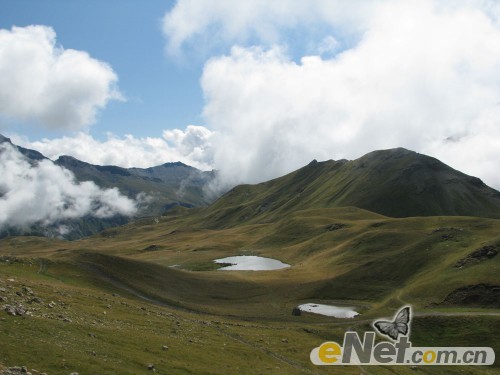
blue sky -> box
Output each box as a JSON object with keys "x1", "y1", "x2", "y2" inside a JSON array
[
  {"x1": 0, "y1": 0, "x2": 499, "y2": 190},
  {"x1": 0, "y1": 0, "x2": 203, "y2": 140}
]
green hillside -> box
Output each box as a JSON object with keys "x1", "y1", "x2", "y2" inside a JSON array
[
  {"x1": 0, "y1": 147, "x2": 499, "y2": 374},
  {"x1": 201, "y1": 148, "x2": 500, "y2": 229},
  {"x1": 1, "y1": 205, "x2": 499, "y2": 373}
]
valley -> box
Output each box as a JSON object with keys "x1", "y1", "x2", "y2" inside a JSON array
[
  {"x1": 1, "y1": 205, "x2": 499, "y2": 374},
  {"x1": 1, "y1": 147, "x2": 499, "y2": 374}
]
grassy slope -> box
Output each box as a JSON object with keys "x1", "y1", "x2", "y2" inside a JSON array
[
  {"x1": 1, "y1": 206, "x2": 499, "y2": 374},
  {"x1": 200, "y1": 149, "x2": 500, "y2": 228}
]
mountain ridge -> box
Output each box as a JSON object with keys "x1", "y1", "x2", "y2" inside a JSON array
[
  {"x1": 0, "y1": 134, "x2": 217, "y2": 239},
  {"x1": 199, "y1": 147, "x2": 500, "y2": 228}
]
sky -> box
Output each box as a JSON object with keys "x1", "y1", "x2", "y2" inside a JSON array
[{"x1": 0, "y1": 0, "x2": 500, "y2": 194}]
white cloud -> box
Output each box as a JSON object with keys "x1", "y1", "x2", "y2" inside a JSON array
[
  {"x1": 0, "y1": 143, "x2": 139, "y2": 230},
  {"x1": 198, "y1": 1, "x2": 500, "y2": 189},
  {"x1": 12, "y1": 125, "x2": 214, "y2": 170},
  {"x1": 0, "y1": 25, "x2": 121, "y2": 130},
  {"x1": 162, "y1": 0, "x2": 378, "y2": 56}
]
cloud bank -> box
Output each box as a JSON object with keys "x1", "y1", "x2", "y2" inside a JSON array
[
  {"x1": 162, "y1": 0, "x2": 500, "y2": 190},
  {"x1": 5, "y1": 0, "x2": 500, "y2": 206},
  {"x1": 0, "y1": 25, "x2": 121, "y2": 130},
  {"x1": 0, "y1": 143, "x2": 139, "y2": 230},
  {"x1": 12, "y1": 125, "x2": 214, "y2": 171}
]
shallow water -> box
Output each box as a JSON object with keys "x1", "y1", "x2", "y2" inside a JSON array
[
  {"x1": 297, "y1": 303, "x2": 359, "y2": 318},
  {"x1": 214, "y1": 255, "x2": 290, "y2": 271}
]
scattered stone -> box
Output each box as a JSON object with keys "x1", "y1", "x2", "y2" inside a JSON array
[
  {"x1": 432, "y1": 227, "x2": 463, "y2": 233},
  {"x1": 442, "y1": 284, "x2": 500, "y2": 308},
  {"x1": 48, "y1": 301, "x2": 56, "y2": 309},
  {"x1": 291, "y1": 307, "x2": 301, "y2": 316},
  {"x1": 455, "y1": 245, "x2": 498, "y2": 268},
  {"x1": 28, "y1": 297, "x2": 42, "y2": 304},
  {"x1": 0, "y1": 287, "x2": 6, "y2": 292},
  {"x1": 281, "y1": 339, "x2": 288, "y2": 343},
  {"x1": 22, "y1": 287, "x2": 33, "y2": 296},
  {"x1": 147, "y1": 364, "x2": 155, "y2": 371},
  {"x1": 0, "y1": 366, "x2": 37, "y2": 375},
  {"x1": 142, "y1": 245, "x2": 161, "y2": 252},
  {"x1": 15, "y1": 291, "x2": 23, "y2": 297},
  {"x1": 3, "y1": 304, "x2": 27, "y2": 317},
  {"x1": 326, "y1": 223, "x2": 346, "y2": 231},
  {"x1": 162, "y1": 345, "x2": 169, "y2": 351},
  {"x1": 15, "y1": 305, "x2": 26, "y2": 316}
]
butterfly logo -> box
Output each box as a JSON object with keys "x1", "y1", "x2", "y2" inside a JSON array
[{"x1": 373, "y1": 306, "x2": 411, "y2": 340}]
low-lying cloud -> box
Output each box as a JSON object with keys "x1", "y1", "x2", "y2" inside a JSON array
[
  {"x1": 0, "y1": 143, "x2": 139, "y2": 230},
  {"x1": 12, "y1": 125, "x2": 214, "y2": 171},
  {"x1": 0, "y1": 25, "x2": 121, "y2": 130}
]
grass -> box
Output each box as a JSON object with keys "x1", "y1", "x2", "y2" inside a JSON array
[{"x1": 0, "y1": 206, "x2": 499, "y2": 374}]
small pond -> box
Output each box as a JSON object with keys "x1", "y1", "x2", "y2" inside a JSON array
[
  {"x1": 214, "y1": 256, "x2": 290, "y2": 271},
  {"x1": 297, "y1": 303, "x2": 359, "y2": 318}
]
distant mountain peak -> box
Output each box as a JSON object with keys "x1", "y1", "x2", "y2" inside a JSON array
[
  {"x1": 0, "y1": 134, "x2": 12, "y2": 144},
  {"x1": 203, "y1": 147, "x2": 500, "y2": 228},
  {"x1": 161, "y1": 161, "x2": 192, "y2": 168}
]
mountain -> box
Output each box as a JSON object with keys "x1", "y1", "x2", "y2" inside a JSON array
[
  {"x1": 200, "y1": 147, "x2": 500, "y2": 228},
  {"x1": 54, "y1": 155, "x2": 215, "y2": 213},
  {"x1": 1, "y1": 145, "x2": 499, "y2": 373},
  {"x1": 0, "y1": 134, "x2": 46, "y2": 161},
  {"x1": 0, "y1": 134, "x2": 217, "y2": 239}
]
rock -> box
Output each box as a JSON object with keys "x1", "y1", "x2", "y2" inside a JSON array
[
  {"x1": 0, "y1": 366, "x2": 35, "y2": 375},
  {"x1": 147, "y1": 364, "x2": 155, "y2": 371},
  {"x1": 0, "y1": 287, "x2": 6, "y2": 292},
  {"x1": 22, "y1": 287, "x2": 33, "y2": 296},
  {"x1": 5, "y1": 306, "x2": 17, "y2": 316},
  {"x1": 143, "y1": 245, "x2": 160, "y2": 252},
  {"x1": 327, "y1": 223, "x2": 346, "y2": 231},
  {"x1": 15, "y1": 305, "x2": 26, "y2": 316},
  {"x1": 455, "y1": 245, "x2": 498, "y2": 268},
  {"x1": 292, "y1": 307, "x2": 301, "y2": 316},
  {"x1": 48, "y1": 301, "x2": 56, "y2": 308},
  {"x1": 29, "y1": 297, "x2": 42, "y2": 304},
  {"x1": 281, "y1": 339, "x2": 288, "y2": 343},
  {"x1": 441, "y1": 284, "x2": 500, "y2": 308},
  {"x1": 162, "y1": 345, "x2": 169, "y2": 351}
]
